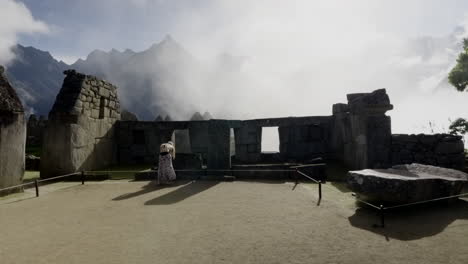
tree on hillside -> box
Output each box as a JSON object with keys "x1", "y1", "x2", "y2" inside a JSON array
[
  {"x1": 448, "y1": 39, "x2": 468, "y2": 91},
  {"x1": 449, "y1": 118, "x2": 468, "y2": 137}
]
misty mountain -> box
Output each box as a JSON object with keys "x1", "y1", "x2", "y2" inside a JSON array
[
  {"x1": 5, "y1": 45, "x2": 68, "y2": 115},
  {"x1": 4, "y1": 36, "x2": 210, "y2": 120},
  {"x1": 72, "y1": 35, "x2": 203, "y2": 120},
  {"x1": 4, "y1": 31, "x2": 463, "y2": 120}
]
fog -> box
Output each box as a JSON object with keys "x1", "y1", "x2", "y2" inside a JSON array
[
  {"x1": 158, "y1": 1, "x2": 468, "y2": 135},
  {"x1": 5, "y1": 0, "x2": 468, "y2": 144},
  {"x1": 0, "y1": 0, "x2": 48, "y2": 65}
]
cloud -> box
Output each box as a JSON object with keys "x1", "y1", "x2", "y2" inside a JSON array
[
  {"x1": 159, "y1": 0, "x2": 468, "y2": 131},
  {"x1": 0, "y1": 0, "x2": 49, "y2": 65}
]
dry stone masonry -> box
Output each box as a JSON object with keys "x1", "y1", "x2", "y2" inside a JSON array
[
  {"x1": 348, "y1": 163, "x2": 468, "y2": 203},
  {"x1": 0, "y1": 65, "x2": 26, "y2": 191},
  {"x1": 37, "y1": 73, "x2": 465, "y2": 179},
  {"x1": 41, "y1": 70, "x2": 120, "y2": 178},
  {"x1": 391, "y1": 134, "x2": 465, "y2": 170}
]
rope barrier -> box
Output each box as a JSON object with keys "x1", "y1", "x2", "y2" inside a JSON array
[
  {"x1": 296, "y1": 170, "x2": 321, "y2": 184},
  {"x1": 86, "y1": 169, "x2": 297, "y2": 173},
  {"x1": 384, "y1": 192, "x2": 468, "y2": 210},
  {"x1": 0, "y1": 171, "x2": 83, "y2": 197},
  {"x1": 0, "y1": 181, "x2": 35, "y2": 192},
  {"x1": 37, "y1": 172, "x2": 80, "y2": 183}
]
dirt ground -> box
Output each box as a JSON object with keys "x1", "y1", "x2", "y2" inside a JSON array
[{"x1": 1, "y1": 180, "x2": 468, "y2": 264}]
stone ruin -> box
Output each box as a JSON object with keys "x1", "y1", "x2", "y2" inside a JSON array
[
  {"x1": 0, "y1": 66, "x2": 26, "y2": 190},
  {"x1": 0, "y1": 67, "x2": 441, "y2": 183},
  {"x1": 34, "y1": 71, "x2": 465, "y2": 179},
  {"x1": 40, "y1": 70, "x2": 120, "y2": 178}
]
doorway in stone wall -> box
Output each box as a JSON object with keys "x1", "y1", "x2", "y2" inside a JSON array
[
  {"x1": 172, "y1": 129, "x2": 191, "y2": 153},
  {"x1": 261, "y1": 127, "x2": 280, "y2": 153}
]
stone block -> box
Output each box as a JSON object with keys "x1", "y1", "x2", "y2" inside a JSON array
[
  {"x1": 99, "y1": 87, "x2": 110, "y2": 98},
  {"x1": 435, "y1": 141, "x2": 464, "y2": 154}
]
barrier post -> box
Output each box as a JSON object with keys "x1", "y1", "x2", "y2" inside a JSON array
[
  {"x1": 318, "y1": 181, "x2": 322, "y2": 200},
  {"x1": 34, "y1": 180, "x2": 39, "y2": 197},
  {"x1": 380, "y1": 205, "x2": 385, "y2": 228},
  {"x1": 81, "y1": 171, "x2": 85, "y2": 185}
]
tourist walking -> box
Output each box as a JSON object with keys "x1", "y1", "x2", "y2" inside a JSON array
[{"x1": 157, "y1": 141, "x2": 176, "y2": 185}]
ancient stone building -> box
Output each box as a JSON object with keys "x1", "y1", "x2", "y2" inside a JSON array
[
  {"x1": 0, "y1": 66, "x2": 26, "y2": 190},
  {"x1": 40, "y1": 70, "x2": 121, "y2": 178},
  {"x1": 40, "y1": 71, "x2": 464, "y2": 177}
]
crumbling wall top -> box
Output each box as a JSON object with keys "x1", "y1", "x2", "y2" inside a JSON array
[
  {"x1": 50, "y1": 69, "x2": 120, "y2": 120},
  {"x1": 0, "y1": 65, "x2": 24, "y2": 113},
  {"x1": 347, "y1": 89, "x2": 393, "y2": 114}
]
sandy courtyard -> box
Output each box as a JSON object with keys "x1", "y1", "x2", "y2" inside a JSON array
[{"x1": 1, "y1": 180, "x2": 468, "y2": 264}]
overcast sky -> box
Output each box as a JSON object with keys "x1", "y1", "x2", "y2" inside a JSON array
[
  {"x1": 15, "y1": 0, "x2": 468, "y2": 63},
  {"x1": 1, "y1": 0, "x2": 467, "y2": 140}
]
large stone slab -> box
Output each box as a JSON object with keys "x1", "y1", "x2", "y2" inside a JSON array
[{"x1": 347, "y1": 163, "x2": 468, "y2": 204}]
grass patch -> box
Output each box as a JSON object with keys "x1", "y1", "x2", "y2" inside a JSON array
[
  {"x1": 26, "y1": 145, "x2": 42, "y2": 157},
  {"x1": 23, "y1": 171, "x2": 40, "y2": 183}
]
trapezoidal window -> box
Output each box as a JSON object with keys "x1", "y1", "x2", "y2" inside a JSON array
[
  {"x1": 261, "y1": 127, "x2": 279, "y2": 153},
  {"x1": 173, "y1": 129, "x2": 191, "y2": 153},
  {"x1": 99, "y1": 97, "x2": 105, "y2": 119}
]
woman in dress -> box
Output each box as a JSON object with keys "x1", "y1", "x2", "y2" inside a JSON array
[{"x1": 157, "y1": 141, "x2": 176, "y2": 185}]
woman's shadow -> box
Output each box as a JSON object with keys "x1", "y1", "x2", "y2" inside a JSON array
[
  {"x1": 144, "y1": 181, "x2": 219, "y2": 205},
  {"x1": 112, "y1": 181, "x2": 188, "y2": 201}
]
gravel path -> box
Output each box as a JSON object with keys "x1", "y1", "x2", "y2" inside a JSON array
[{"x1": 1, "y1": 180, "x2": 467, "y2": 264}]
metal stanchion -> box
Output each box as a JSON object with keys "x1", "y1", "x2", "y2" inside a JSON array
[
  {"x1": 34, "y1": 180, "x2": 39, "y2": 197},
  {"x1": 380, "y1": 205, "x2": 385, "y2": 228},
  {"x1": 318, "y1": 181, "x2": 322, "y2": 200}
]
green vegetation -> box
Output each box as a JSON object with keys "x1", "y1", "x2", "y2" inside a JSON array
[
  {"x1": 23, "y1": 171, "x2": 40, "y2": 182},
  {"x1": 449, "y1": 38, "x2": 468, "y2": 91},
  {"x1": 25, "y1": 145, "x2": 42, "y2": 157},
  {"x1": 449, "y1": 118, "x2": 468, "y2": 137}
]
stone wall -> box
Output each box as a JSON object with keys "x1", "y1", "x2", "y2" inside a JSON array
[
  {"x1": 116, "y1": 120, "x2": 227, "y2": 169},
  {"x1": 233, "y1": 117, "x2": 333, "y2": 164},
  {"x1": 391, "y1": 134, "x2": 465, "y2": 170},
  {"x1": 0, "y1": 66, "x2": 26, "y2": 190},
  {"x1": 41, "y1": 70, "x2": 120, "y2": 178},
  {"x1": 332, "y1": 89, "x2": 393, "y2": 169}
]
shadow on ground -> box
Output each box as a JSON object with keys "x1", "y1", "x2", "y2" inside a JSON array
[
  {"x1": 112, "y1": 181, "x2": 189, "y2": 201},
  {"x1": 144, "y1": 181, "x2": 220, "y2": 205},
  {"x1": 348, "y1": 199, "x2": 468, "y2": 241}
]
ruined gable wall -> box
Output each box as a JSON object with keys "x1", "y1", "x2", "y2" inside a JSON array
[
  {"x1": 41, "y1": 70, "x2": 120, "y2": 178},
  {"x1": 331, "y1": 89, "x2": 393, "y2": 170},
  {"x1": 0, "y1": 66, "x2": 26, "y2": 190}
]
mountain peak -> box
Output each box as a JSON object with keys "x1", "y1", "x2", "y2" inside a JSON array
[{"x1": 86, "y1": 49, "x2": 107, "y2": 60}]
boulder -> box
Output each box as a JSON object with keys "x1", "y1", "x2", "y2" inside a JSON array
[{"x1": 347, "y1": 163, "x2": 468, "y2": 204}]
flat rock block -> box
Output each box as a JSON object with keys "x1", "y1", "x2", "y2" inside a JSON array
[{"x1": 347, "y1": 163, "x2": 468, "y2": 203}]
